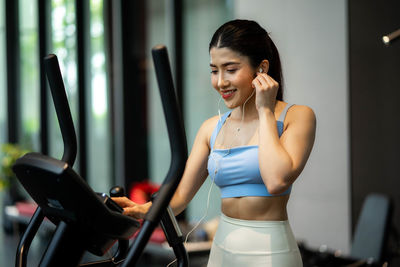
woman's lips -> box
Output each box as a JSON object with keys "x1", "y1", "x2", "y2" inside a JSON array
[{"x1": 221, "y1": 89, "x2": 237, "y2": 99}]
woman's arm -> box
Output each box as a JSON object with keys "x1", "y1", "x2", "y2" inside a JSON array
[
  {"x1": 252, "y1": 71, "x2": 316, "y2": 195},
  {"x1": 113, "y1": 117, "x2": 217, "y2": 218},
  {"x1": 258, "y1": 105, "x2": 316, "y2": 194}
]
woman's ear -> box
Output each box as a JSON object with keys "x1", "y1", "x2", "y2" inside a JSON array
[{"x1": 258, "y1": 60, "x2": 269, "y2": 73}]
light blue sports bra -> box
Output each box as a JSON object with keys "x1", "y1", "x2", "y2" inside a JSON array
[{"x1": 207, "y1": 104, "x2": 294, "y2": 198}]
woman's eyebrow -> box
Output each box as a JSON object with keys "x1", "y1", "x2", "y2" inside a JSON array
[{"x1": 209, "y1": 62, "x2": 240, "y2": 67}]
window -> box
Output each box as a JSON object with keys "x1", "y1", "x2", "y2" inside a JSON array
[
  {"x1": 49, "y1": 0, "x2": 78, "y2": 161},
  {"x1": 87, "y1": 0, "x2": 111, "y2": 192},
  {"x1": 146, "y1": 0, "x2": 175, "y2": 185},
  {"x1": 19, "y1": 0, "x2": 40, "y2": 151},
  {"x1": 0, "y1": 0, "x2": 6, "y2": 153}
]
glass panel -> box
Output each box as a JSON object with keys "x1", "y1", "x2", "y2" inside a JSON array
[
  {"x1": 0, "y1": 0, "x2": 6, "y2": 151},
  {"x1": 0, "y1": 0, "x2": 7, "y2": 239},
  {"x1": 19, "y1": 0, "x2": 39, "y2": 151},
  {"x1": 182, "y1": 1, "x2": 232, "y2": 221},
  {"x1": 87, "y1": 0, "x2": 111, "y2": 192},
  {"x1": 146, "y1": 0, "x2": 175, "y2": 186},
  {"x1": 49, "y1": 0, "x2": 78, "y2": 163}
]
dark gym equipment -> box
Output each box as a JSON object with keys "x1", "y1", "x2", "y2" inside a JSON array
[
  {"x1": 300, "y1": 193, "x2": 393, "y2": 267},
  {"x1": 350, "y1": 193, "x2": 392, "y2": 263},
  {"x1": 12, "y1": 45, "x2": 189, "y2": 266}
]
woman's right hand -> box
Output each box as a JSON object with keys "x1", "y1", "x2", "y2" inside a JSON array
[{"x1": 112, "y1": 197, "x2": 152, "y2": 220}]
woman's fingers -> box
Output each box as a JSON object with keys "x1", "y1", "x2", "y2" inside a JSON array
[
  {"x1": 255, "y1": 73, "x2": 278, "y2": 90},
  {"x1": 111, "y1": 197, "x2": 152, "y2": 219},
  {"x1": 252, "y1": 77, "x2": 262, "y2": 88},
  {"x1": 123, "y1": 206, "x2": 145, "y2": 219},
  {"x1": 123, "y1": 202, "x2": 152, "y2": 219},
  {"x1": 112, "y1": 196, "x2": 136, "y2": 208},
  {"x1": 253, "y1": 73, "x2": 279, "y2": 110}
]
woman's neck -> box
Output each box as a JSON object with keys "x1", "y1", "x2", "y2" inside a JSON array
[{"x1": 232, "y1": 94, "x2": 258, "y2": 122}]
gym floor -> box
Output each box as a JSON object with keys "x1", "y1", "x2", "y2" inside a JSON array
[
  {"x1": 0, "y1": 228, "x2": 209, "y2": 267},
  {"x1": 0, "y1": 194, "x2": 209, "y2": 267}
]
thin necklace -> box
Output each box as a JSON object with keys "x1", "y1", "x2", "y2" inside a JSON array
[{"x1": 220, "y1": 89, "x2": 256, "y2": 152}]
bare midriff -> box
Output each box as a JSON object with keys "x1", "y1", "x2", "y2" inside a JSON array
[{"x1": 221, "y1": 194, "x2": 290, "y2": 221}]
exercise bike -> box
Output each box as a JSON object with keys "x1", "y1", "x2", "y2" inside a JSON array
[{"x1": 12, "y1": 45, "x2": 189, "y2": 267}]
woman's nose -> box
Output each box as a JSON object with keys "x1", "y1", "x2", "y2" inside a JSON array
[{"x1": 218, "y1": 74, "x2": 229, "y2": 89}]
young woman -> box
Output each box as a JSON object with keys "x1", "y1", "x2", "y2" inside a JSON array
[{"x1": 114, "y1": 19, "x2": 316, "y2": 266}]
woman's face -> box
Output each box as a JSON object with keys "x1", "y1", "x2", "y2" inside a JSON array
[{"x1": 210, "y1": 47, "x2": 256, "y2": 109}]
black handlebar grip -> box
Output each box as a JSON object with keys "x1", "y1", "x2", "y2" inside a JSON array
[
  {"x1": 110, "y1": 186, "x2": 125, "y2": 197},
  {"x1": 44, "y1": 54, "x2": 77, "y2": 166}
]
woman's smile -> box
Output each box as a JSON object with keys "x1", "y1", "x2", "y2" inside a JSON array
[{"x1": 221, "y1": 89, "x2": 237, "y2": 99}]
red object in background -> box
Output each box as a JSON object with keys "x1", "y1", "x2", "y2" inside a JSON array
[
  {"x1": 129, "y1": 181, "x2": 160, "y2": 204},
  {"x1": 129, "y1": 181, "x2": 165, "y2": 244},
  {"x1": 15, "y1": 201, "x2": 38, "y2": 217}
]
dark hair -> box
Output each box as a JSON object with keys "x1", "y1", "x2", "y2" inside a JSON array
[{"x1": 209, "y1": 19, "x2": 284, "y2": 101}]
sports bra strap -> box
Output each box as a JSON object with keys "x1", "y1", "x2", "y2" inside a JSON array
[
  {"x1": 278, "y1": 103, "x2": 295, "y2": 122},
  {"x1": 210, "y1": 111, "x2": 232, "y2": 150},
  {"x1": 210, "y1": 104, "x2": 294, "y2": 149}
]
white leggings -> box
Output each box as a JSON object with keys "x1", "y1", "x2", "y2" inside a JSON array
[{"x1": 207, "y1": 214, "x2": 303, "y2": 267}]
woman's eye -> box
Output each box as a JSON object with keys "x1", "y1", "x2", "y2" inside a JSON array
[
  {"x1": 227, "y1": 69, "x2": 237, "y2": 73},
  {"x1": 210, "y1": 70, "x2": 218, "y2": 74}
]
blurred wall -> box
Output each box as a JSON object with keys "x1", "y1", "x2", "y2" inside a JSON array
[
  {"x1": 235, "y1": 0, "x2": 351, "y2": 253},
  {"x1": 349, "y1": 0, "x2": 400, "y2": 249}
]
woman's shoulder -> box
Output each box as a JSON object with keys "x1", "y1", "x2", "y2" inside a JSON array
[
  {"x1": 288, "y1": 104, "x2": 315, "y2": 117},
  {"x1": 199, "y1": 115, "x2": 220, "y2": 134},
  {"x1": 192, "y1": 115, "x2": 221, "y2": 149},
  {"x1": 284, "y1": 103, "x2": 316, "y2": 130},
  {"x1": 276, "y1": 101, "x2": 315, "y2": 119}
]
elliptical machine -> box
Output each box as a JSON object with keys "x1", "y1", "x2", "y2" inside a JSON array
[{"x1": 12, "y1": 45, "x2": 189, "y2": 267}]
